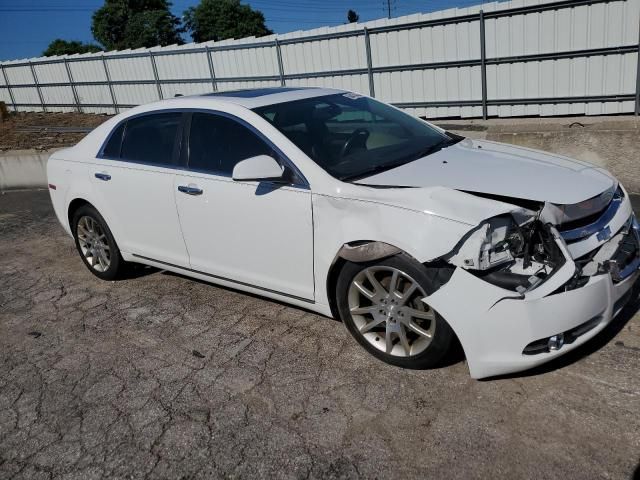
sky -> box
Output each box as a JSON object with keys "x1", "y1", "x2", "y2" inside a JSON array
[{"x1": 0, "y1": 0, "x2": 491, "y2": 61}]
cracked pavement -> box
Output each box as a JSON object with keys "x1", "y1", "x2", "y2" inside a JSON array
[{"x1": 1, "y1": 190, "x2": 639, "y2": 479}]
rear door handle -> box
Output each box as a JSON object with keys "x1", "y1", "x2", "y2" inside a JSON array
[
  {"x1": 95, "y1": 172, "x2": 111, "y2": 181},
  {"x1": 178, "y1": 185, "x2": 203, "y2": 195}
]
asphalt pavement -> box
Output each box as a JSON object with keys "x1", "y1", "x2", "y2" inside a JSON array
[{"x1": 0, "y1": 190, "x2": 639, "y2": 479}]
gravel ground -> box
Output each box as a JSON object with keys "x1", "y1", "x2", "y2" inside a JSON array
[{"x1": 0, "y1": 190, "x2": 639, "y2": 480}]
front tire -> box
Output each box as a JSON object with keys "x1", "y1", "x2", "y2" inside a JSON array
[
  {"x1": 336, "y1": 253, "x2": 454, "y2": 369},
  {"x1": 72, "y1": 205, "x2": 126, "y2": 281}
]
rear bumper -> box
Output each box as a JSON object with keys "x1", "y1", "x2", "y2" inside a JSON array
[{"x1": 424, "y1": 214, "x2": 639, "y2": 380}]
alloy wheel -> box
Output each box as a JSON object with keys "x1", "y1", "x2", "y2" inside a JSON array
[
  {"x1": 76, "y1": 216, "x2": 111, "y2": 273},
  {"x1": 347, "y1": 266, "x2": 436, "y2": 357}
]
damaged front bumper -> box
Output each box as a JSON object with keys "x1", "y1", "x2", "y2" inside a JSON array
[{"x1": 425, "y1": 211, "x2": 639, "y2": 380}]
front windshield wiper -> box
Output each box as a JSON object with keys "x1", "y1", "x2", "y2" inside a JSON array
[
  {"x1": 341, "y1": 137, "x2": 459, "y2": 182},
  {"x1": 341, "y1": 159, "x2": 417, "y2": 182},
  {"x1": 409, "y1": 136, "x2": 460, "y2": 161}
]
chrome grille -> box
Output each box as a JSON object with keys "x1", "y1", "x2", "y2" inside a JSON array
[{"x1": 559, "y1": 187, "x2": 624, "y2": 243}]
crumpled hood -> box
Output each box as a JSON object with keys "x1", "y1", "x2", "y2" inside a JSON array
[{"x1": 355, "y1": 139, "x2": 615, "y2": 205}]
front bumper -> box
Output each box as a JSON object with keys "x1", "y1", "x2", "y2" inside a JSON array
[{"x1": 424, "y1": 210, "x2": 639, "y2": 380}]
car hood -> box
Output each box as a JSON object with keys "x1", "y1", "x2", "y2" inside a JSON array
[{"x1": 354, "y1": 138, "x2": 615, "y2": 205}]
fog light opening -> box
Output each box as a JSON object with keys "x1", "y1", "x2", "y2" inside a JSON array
[
  {"x1": 523, "y1": 316, "x2": 602, "y2": 356},
  {"x1": 547, "y1": 333, "x2": 565, "y2": 351}
]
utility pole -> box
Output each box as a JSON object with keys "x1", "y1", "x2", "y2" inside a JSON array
[{"x1": 384, "y1": 0, "x2": 393, "y2": 18}]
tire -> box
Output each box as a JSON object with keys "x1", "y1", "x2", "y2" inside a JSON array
[
  {"x1": 71, "y1": 204, "x2": 126, "y2": 281},
  {"x1": 336, "y1": 253, "x2": 454, "y2": 369}
]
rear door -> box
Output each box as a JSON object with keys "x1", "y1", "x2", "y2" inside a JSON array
[
  {"x1": 173, "y1": 111, "x2": 314, "y2": 301},
  {"x1": 89, "y1": 111, "x2": 190, "y2": 267}
]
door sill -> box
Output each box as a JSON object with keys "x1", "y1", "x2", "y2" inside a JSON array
[{"x1": 132, "y1": 253, "x2": 315, "y2": 304}]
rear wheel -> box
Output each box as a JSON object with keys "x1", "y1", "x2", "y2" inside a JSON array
[
  {"x1": 336, "y1": 254, "x2": 454, "y2": 369},
  {"x1": 72, "y1": 205, "x2": 126, "y2": 280}
]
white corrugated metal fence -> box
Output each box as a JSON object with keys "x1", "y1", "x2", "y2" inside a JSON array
[{"x1": 0, "y1": 0, "x2": 638, "y2": 119}]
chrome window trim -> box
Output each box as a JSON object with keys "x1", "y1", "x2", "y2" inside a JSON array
[
  {"x1": 184, "y1": 109, "x2": 309, "y2": 190},
  {"x1": 97, "y1": 109, "x2": 185, "y2": 167},
  {"x1": 96, "y1": 107, "x2": 310, "y2": 191}
]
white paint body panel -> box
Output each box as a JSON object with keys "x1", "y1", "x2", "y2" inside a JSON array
[
  {"x1": 231, "y1": 155, "x2": 284, "y2": 181},
  {"x1": 173, "y1": 173, "x2": 314, "y2": 301},
  {"x1": 88, "y1": 160, "x2": 190, "y2": 268},
  {"x1": 426, "y1": 263, "x2": 638, "y2": 379},
  {"x1": 356, "y1": 139, "x2": 615, "y2": 204},
  {"x1": 46, "y1": 89, "x2": 639, "y2": 379}
]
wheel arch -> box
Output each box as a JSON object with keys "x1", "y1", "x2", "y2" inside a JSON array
[
  {"x1": 325, "y1": 240, "x2": 458, "y2": 322},
  {"x1": 67, "y1": 198, "x2": 95, "y2": 231},
  {"x1": 325, "y1": 240, "x2": 407, "y2": 320}
]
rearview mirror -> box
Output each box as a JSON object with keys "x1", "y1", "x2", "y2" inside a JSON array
[{"x1": 232, "y1": 155, "x2": 285, "y2": 182}]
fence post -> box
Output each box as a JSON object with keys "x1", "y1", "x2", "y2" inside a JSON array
[
  {"x1": 64, "y1": 59, "x2": 81, "y2": 113},
  {"x1": 274, "y1": 39, "x2": 286, "y2": 86},
  {"x1": 101, "y1": 56, "x2": 118, "y2": 114},
  {"x1": 636, "y1": 16, "x2": 640, "y2": 116},
  {"x1": 149, "y1": 51, "x2": 163, "y2": 100},
  {"x1": 363, "y1": 27, "x2": 376, "y2": 98},
  {"x1": 29, "y1": 60, "x2": 46, "y2": 113},
  {"x1": 0, "y1": 64, "x2": 17, "y2": 112},
  {"x1": 479, "y1": 10, "x2": 488, "y2": 120},
  {"x1": 205, "y1": 45, "x2": 218, "y2": 92}
]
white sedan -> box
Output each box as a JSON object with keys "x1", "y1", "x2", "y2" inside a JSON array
[{"x1": 47, "y1": 87, "x2": 640, "y2": 379}]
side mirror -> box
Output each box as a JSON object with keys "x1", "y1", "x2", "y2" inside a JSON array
[{"x1": 232, "y1": 155, "x2": 285, "y2": 182}]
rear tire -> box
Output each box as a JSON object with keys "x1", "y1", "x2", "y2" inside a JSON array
[
  {"x1": 336, "y1": 253, "x2": 454, "y2": 369},
  {"x1": 72, "y1": 205, "x2": 126, "y2": 281}
]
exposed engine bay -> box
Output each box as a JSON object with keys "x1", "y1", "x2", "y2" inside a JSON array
[
  {"x1": 446, "y1": 214, "x2": 565, "y2": 293},
  {"x1": 445, "y1": 185, "x2": 640, "y2": 295}
]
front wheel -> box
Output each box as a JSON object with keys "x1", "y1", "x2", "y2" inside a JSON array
[{"x1": 336, "y1": 254, "x2": 454, "y2": 369}]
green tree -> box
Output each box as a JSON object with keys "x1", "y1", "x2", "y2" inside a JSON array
[
  {"x1": 183, "y1": 0, "x2": 272, "y2": 43},
  {"x1": 347, "y1": 9, "x2": 359, "y2": 23},
  {"x1": 43, "y1": 39, "x2": 102, "y2": 57},
  {"x1": 92, "y1": 0, "x2": 183, "y2": 51}
]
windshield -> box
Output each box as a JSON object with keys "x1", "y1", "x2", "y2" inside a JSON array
[{"x1": 253, "y1": 93, "x2": 454, "y2": 181}]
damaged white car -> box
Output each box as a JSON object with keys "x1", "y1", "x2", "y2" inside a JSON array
[{"x1": 47, "y1": 87, "x2": 640, "y2": 379}]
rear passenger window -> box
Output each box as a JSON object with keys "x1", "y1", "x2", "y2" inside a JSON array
[
  {"x1": 120, "y1": 112, "x2": 181, "y2": 165},
  {"x1": 188, "y1": 112, "x2": 273, "y2": 175},
  {"x1": 102, "y1": 123, "x2": 124, "y2": 158}
]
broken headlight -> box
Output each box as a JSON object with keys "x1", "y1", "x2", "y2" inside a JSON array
[
  {"x1": 447, "y1": 215, "x2": 566, "y2": 292},
  {"x1": 449, "y1": 215, "x2": 525, "y2": 271}
]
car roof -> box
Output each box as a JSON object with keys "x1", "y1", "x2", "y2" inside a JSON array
[
  {"x1": 183, "y1": 86, "x2": 345, "y2": 109},
  {"x1": 79, "y1": 86, "x2": 352, "y2": 156}
]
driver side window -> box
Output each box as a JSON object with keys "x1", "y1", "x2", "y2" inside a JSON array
[{"x1": 188, "y1": 112, "x2": 274, "y2": 176}]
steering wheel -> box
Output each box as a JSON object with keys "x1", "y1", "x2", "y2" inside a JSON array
[{"x1": 339, "y1": 128, "x2": 370, "y2": 158}]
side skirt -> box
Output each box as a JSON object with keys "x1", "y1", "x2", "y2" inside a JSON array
[{"x1": 128, "y1": 253, "x2": 334, "y2": 317}]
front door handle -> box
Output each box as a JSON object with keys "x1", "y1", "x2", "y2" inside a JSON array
[
  {"x1": 178, "y1": 185, "x2": 203, "y2": 195},
  {"x1": 95, "y1": 172, "x2": 111, "y2": 181}
]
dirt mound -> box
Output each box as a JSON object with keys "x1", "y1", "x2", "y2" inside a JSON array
[{"x1": 0, "y1": 112, "x2": 112, "y2": 151}]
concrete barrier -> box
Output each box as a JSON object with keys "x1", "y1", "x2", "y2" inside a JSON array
[
  {"x1": 0, "y1": 150, "x2": 52, "y2": 191},
  {"x1": 0, "y1": 115, "x2": 638, "y2": 194}
]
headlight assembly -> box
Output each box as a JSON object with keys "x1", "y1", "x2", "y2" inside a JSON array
[
  {"x1": 445, "y1": 214, "x2": 567, "y2": 293},
  {"x1": 448, "y1": 215, "x2": 525, "y2": 271}
]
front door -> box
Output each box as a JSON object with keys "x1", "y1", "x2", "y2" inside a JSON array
[{"x1": 174, "y1": 112, "x2": 314, "y2": 301}]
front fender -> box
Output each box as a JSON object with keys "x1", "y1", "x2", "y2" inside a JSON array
[{"x1": 312, "y1": 192, "x2": 479, "y2": 307}]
